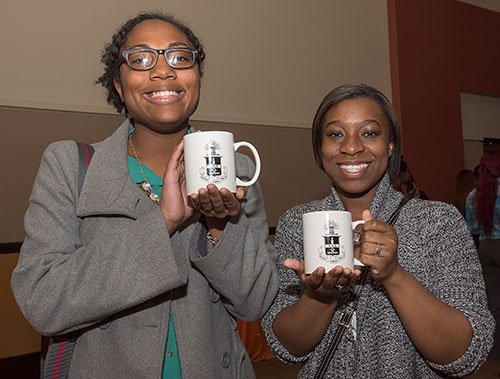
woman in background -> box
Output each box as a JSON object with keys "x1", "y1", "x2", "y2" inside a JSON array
[
  {"x1": 392, "y1": 157, "x2": 429, "y2": 200},
  {"x1": 11, "y1": 12, "x2": 277, "y2": 378},
  {"x1": 262, "y1": 83, "x2": 494, "y2": 378}
]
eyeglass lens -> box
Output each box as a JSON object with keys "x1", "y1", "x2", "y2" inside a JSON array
[{"x1": 127, "y1": 49, "x2": 195, "y2": 70}]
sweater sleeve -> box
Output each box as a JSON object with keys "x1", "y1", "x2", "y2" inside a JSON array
[
  {"x1": 261, "y1": 206, "x2": 313, "y2": 364},
  {"x1": 416, "y1": 202, "x2": 494, "y2": 376}
]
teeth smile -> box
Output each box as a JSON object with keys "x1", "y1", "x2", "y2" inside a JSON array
[
  {"x1": 339, "y1": 163, "x2": 369, "y2": 172},
  {"x1": 149, "y1": 90, "x2": 180, "y2": 98}
]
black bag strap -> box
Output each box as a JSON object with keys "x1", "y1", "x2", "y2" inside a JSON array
[
  {"x1": 313, "y1": 195, "x2": 413, "y2": 379},
  {"x1": 41, "y1": 142, "x2": 94, "y2": 379},
  {"x1": 77, "y1": 142, "x2": 95, "y2": 194}
]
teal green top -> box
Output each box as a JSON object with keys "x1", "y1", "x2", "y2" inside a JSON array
[{"x1": 128, "y1": 155, "x2": 182, "y2": 379}]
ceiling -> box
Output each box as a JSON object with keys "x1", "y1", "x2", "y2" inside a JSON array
[{"x1": 458, "y1": 0, "x2": 500, "y2": 13}]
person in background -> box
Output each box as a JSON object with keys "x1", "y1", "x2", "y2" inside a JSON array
[
  {"x1": 474, "y1": 164, "x2": 481, "y2": 182},
  {"x1": 391, "y1": 157, "x2": 429, "y2": 199},
  {"x1": 11, "y1": 12, "x2": 278, "y2": 378},
  {"x1": 262, "y1": 83, "x2": 494, "y2": 378},
  {"x1": 465, "y1": 150, "x2": 500, "y2": 371}
]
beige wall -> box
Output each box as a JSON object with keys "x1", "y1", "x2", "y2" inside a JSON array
[
  {"x1": 0, "y1": 0, "x2": 392, "y2": 128},
  {"x1": 461, "y1": 92, "x2": 500, "y2": 170},
  {"x1": 458, "y1": 0, "x2": 500, "y2": 13},
  {"x1": 0, "y1": 0, "x2": 395, "y2": 240}
]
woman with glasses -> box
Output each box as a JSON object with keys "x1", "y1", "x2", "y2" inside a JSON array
[
  {"x1": 11, "y1": 12, "x2": 278, "y2": 378},
  {"x1": 261, "y1": 84, "x2": 494, "y2": 378}
]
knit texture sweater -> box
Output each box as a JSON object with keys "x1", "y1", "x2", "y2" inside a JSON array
[{"x1": 262, "y1": 175, "x2": 494, "y2": 378}]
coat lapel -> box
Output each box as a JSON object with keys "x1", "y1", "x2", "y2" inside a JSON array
[{"x1": 76, "y1": 119, "x2": 156, "y2": 219}]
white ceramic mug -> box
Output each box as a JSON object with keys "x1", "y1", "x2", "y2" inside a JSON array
[
  {"x1": 183, "y1": 131, "x2": 261, "y2": 195},
  {"x1": 302, "y1": 211, "x2": 365, "y2": 274}
]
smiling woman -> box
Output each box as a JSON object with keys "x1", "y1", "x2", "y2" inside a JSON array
[
  {"x1": 320, "y1": 98, "x2": 394, "y2": 219},
  {"x1": 262, "y1": 84, "x2": 494, "y2": 378},
  {"x1": 10, "y1": 12, "x2": 278, "y2": 379},
  {"x1": 112, "y1": 20, "x2": 202, "y2": 136}
]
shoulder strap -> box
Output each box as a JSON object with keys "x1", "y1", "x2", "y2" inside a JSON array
[
  {"x1": 386, "y1": 193, "x2": 413, "y2": 226},
  {"x1": 41, "y1": 142, "x2": 94, "y2": 379},
  {"x1": 41, "y1": 333, "x2": 78, "y2": 379},
  {"x1": 313, "y1": 195, "x2": 413, "y2": 379},
  {"x1": 76, "y1": 142, "x2": 95, "y2": 194}
]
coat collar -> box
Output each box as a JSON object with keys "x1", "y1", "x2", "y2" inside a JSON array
[{"x1": 76, "y1": 119, "x2": 156, "y2": 219}]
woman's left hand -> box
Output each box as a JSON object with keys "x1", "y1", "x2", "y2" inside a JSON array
[
  {"x1": 189, "y1": 184, "x2": 246, "y2": 219},
  {"x1": 356, "y1": 210, "x2": 401, "y2": 283}
]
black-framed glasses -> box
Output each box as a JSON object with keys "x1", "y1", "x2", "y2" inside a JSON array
[{"x1": 121, "y1": 47, "x2": 198, "y2": 71}]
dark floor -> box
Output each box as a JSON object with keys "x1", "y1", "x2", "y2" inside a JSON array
[
  {"x1": 465, "y1": 359, "x2": 500, "y2": 379},
  {"x1": 253, "y1": 358, "x2": 300, "y2": 379},
  {"x1": 253, "y1": 358, "x2": 500, "y2": 379},
  {"x1": 1, "y1": 352, "x2": 497, "y2": 378}
]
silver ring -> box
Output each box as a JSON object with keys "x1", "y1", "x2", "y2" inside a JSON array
[
  {"x1": 353, "y1": 231, "x2": 362, "y2": 243},
  {"x1": 334, "y1": 284, "x2": 343, "y2": 291},
  {"x1": 375, "y1": 244, "x2": 382, "y2": 256}
]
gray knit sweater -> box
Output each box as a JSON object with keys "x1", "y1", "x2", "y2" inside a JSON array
[{"x1": 262, "y1": 175, "x2": 494, "y2": 378}]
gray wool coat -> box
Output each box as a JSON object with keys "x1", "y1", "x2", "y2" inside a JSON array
[{"x1": 11, "y1": 120, "x2": 279, "y2": 378}]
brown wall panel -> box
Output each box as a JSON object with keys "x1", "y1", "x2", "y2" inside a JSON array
[
  {"x1": 388, "y1": 0, "x2": 500, "y2": 202},
  {"x1": 0, "y1": 253, "x2": 40, "y2": 358},
  {"x1": 0, "y1": 107, "x2": 123, "y2": 242},
  {"x1": 1, "y1": 106, "x2": 329, "y2": 244}
]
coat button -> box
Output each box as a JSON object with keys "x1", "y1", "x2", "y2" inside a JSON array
[
  {"x1": 209, "y1": 288, "x2": 220, "y2": 303},
  {"x1": 166, "y1": 350, "x2": 174, "y2": 358},
  {"x1": 98, "y1": 321, "x2": 111, "y2": 330},
  {"x1": 220, "y1": 352, "x2": 231, "y2": 368}
]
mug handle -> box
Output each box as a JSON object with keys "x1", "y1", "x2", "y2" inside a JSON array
[
  {"x1": 352, "y1": 220, "x2": 366, "y2": 267},
  {"x1": 234, "y1": 142, "x2": 261, "y2": 187}
]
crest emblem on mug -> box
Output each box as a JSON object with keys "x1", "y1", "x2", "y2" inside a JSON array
[
  {"x1": 318, "y1": 220, "x2": 345, "y2": 263},
  {"x1": 199, "y1": 140, "x2": 228, "y2": 183}
]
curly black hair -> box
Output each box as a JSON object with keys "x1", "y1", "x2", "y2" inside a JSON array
[{"x1": 96, "y1": 12, "x2": 206, "y2": 114}]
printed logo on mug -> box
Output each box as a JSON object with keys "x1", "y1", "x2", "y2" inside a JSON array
[
  {"x1": 183, "y1": 131, "x2": 261, "y2": 195},
  {"x1": 302, "y1": 211, "x2": 365, "y2": 274}
]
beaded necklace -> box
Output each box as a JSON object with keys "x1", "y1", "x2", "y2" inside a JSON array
[{"x1": 128, "y1": 132, "x2": 160, "y2": 205}]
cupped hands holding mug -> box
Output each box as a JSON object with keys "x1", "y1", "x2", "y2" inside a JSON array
[
  {"x1": 159, "y1": 140, "x2": 246, "y2": 235},
  {"x1": 262, "y1": 84, "x2": 494, "y2": 378},
  {"x1": 160, "y1": 136, "x2": 247, "y2": 236}
]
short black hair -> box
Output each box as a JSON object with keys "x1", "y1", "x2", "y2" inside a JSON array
[
  {"x1": 311, "y1": 83, "x2": 402, "y2": 182},
  {"x1": 96, "y1": 12, "x2": 206, "y2": 114}
]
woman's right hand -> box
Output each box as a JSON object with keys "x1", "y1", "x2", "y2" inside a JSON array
[
  {"x1": 160, "y1": 140, "x2": 195, "y2": 234},
  {"x1": 284, "y1": 259, "x2": 360, "y2": 304}
]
